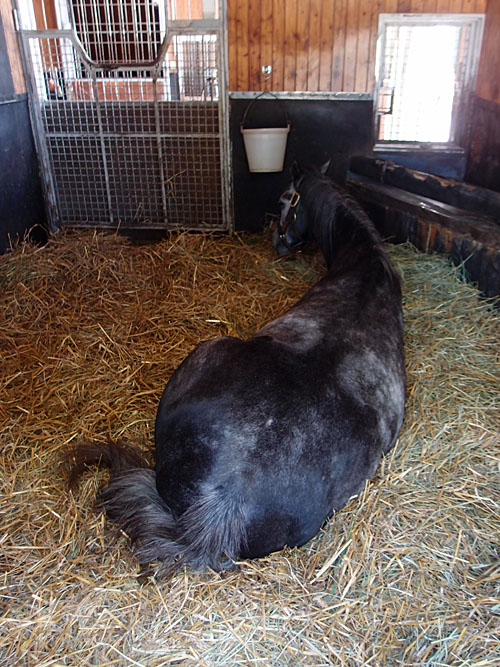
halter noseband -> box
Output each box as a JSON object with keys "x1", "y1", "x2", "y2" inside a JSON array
[{"x1": 278, "y1": 191, "x2": 303, "y2": 252}]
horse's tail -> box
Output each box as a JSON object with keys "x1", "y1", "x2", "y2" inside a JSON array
[{"x1": 65, "y1": 441, "x2": 247, "y2": 576}]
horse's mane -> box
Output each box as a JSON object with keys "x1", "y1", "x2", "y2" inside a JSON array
[{"x1": 299, "y1": 170, "x2": 400, "y2": 284}]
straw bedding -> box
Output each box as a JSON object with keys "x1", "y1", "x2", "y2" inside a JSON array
[{"x1": 0, "y1": 230, "x2": 498, "y2": 666}]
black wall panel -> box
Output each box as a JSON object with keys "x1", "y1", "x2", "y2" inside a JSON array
[
  {"x1": 0, "y1": 96, "x2": 47, "y2": 254},
  {"x1": 230, "y1": 97, "x2": 373, "y2": 232},
  {"x1": 0, "y1": 15, "x2": 46, "y2": 254}
]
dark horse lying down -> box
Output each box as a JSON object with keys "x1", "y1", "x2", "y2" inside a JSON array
[{"x1": 69, "y1": 163, "x2": 405, "y2": 576}]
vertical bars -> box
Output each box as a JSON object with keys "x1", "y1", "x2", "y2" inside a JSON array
[{"x1": 71, "y1": 0, "x2": 164, "y2": 64}]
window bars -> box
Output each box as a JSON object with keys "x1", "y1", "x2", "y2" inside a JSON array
[{"x1": 375, "y1": 13, "x2": 484, "y2": 146}]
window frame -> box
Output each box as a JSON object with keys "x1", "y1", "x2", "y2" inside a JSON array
[{"x1": 373, "y1": 13, "x2": 485, "y2": 151}]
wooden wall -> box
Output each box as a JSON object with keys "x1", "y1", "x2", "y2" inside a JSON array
[
  {"x1": 5, "y1": 0, "x2": 488, "y2": 95},
  {"x1": 475, "y1": 0, "x2": 500, "y2": 103},
  {"x1": 228, "y1": 0, "x2": 487, "y2": 93},
  {"x1": 466, "y1": 0, "x2": 500, "y2": 191}
]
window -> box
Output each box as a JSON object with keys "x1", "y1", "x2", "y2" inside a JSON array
[
  {"x1": 374, "y1": 14, "x2": 484, "y2": 147},
  {"x1": 70, "y1": 0, "x2": 164, "y2": 64},
  {"x1": 18, "y1": 0, "x2": 220, "y2": 102}
]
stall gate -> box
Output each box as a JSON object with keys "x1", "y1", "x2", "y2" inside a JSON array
[{"x1": 15, "y1": 0, "x2": 232, "y2": 232}]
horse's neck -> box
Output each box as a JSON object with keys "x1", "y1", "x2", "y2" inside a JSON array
[{"x1": 312, "y1": 205, "x2": 380, "y2": 272}]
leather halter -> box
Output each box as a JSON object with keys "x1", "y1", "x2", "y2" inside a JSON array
[{"x1": 277, "y1": 191, "x2": 303, "y2": 252}]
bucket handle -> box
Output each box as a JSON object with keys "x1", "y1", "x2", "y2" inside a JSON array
[{"x1": 240, "y1": 91, "x2": 291, "y2": 131}]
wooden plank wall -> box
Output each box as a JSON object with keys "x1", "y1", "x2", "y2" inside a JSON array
[
  {"x1": 2, "y1": 0, "x2": 488, "y2": 96},
  {"x1": 475, "y1": 0, "x2": 500, "y2": 103},
  {"x1": 228, "y1": 0, "x2": 487, "y2": 92},
  {"x1": 466, "y1": 0, "x2": 500, "y2": 191}
]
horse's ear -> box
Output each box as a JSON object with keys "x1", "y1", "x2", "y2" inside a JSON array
[
  {"x1": 319, "y1": 159, "x2": 331, "y2": 175},
  {"x1": 291, "y1": 161, "x2": 302, "y2": 183}
]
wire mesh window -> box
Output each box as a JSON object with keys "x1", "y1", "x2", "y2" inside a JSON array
[
  {"x1": 375, "y1": 14, "x2": 484, "y2": 146},
  {"x1": 70, "y1": 0, "x2": 164, "y2": 64},
  {"x1": 19, "y1": 0, "x2": 221, "y2": 102},
  {"x1": 27, "y1": 33, "x2": 219, "y2": 104},
  {"x1": 68, "y1": 0, "x2": 219, "y2": 65},
  {"x1": 174, "y1": 35, "x2": 218, "y2": 100}
]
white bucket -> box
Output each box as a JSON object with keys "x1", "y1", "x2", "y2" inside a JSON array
[{"x1": 241, "y1": 123, "x2": 291, "y2": 173}]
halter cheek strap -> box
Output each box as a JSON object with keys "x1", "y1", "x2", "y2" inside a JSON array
[
  {"x1": 278, "y1": 192, "x2": 303, "y2": 251},
  {"x1": 288, "y1": 191, "x2": 300, "y2": 209}
]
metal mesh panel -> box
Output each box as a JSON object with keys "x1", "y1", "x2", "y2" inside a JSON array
[
  {"x1": 48, "y1": 135, "x2": 108, "y2": 222},
  {"x1": 70, "y1": 0, "x2": 164, "y2": 64},
  {"x1": 23, "y1": 26, "x2": 229, "y2": 231},
  {"x1": 161, "y1": 136, "x2": 223, "y2": 226},
  {"x1": 105, "y1": 136, "x2": 164, "y2": 224}
]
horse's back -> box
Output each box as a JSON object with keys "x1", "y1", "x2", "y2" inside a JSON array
[{"x1": 154, "y1": 313, "x2": 404, "y2": 558}]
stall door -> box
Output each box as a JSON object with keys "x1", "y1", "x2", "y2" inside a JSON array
[{"x1": 16, "y1": 0, "x2": 232, "y2": 232}]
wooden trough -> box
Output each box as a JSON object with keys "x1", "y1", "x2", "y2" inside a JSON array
[{"x1": 347, "y1": 156, "x2": 500, "y2": 301}]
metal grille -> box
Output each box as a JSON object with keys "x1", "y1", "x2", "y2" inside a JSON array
[
  {"x1": 16, "y1": 0, "x2": 231, "y2": 232},
  {"x1": 70, "y1": 0, "x2": 164, "y2": 64},
  {"x1": 375, "y1": 14, "x2": 485, "y2": 146}
]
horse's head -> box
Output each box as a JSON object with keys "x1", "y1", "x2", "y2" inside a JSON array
[
  {"x1": 273, "y1": 162, "x2": 308, "y2": 256},
  {"x1": 273, "y1": 161, "x2": 330, "y2": 257}
]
